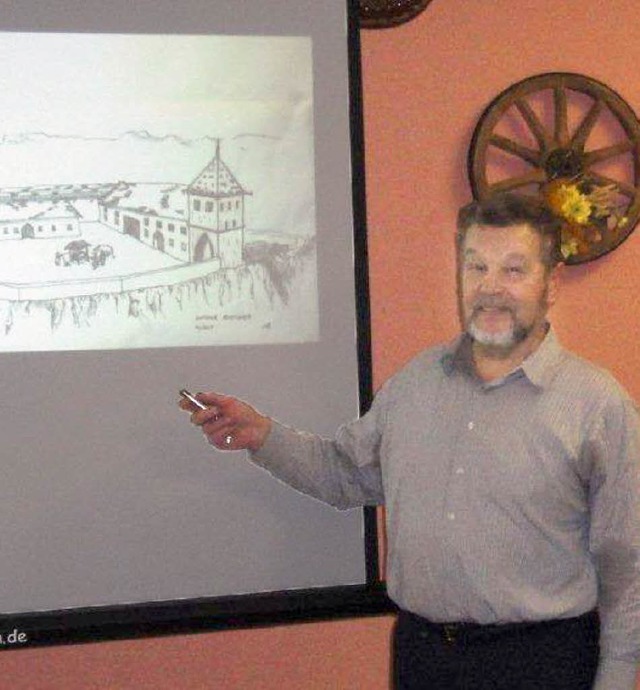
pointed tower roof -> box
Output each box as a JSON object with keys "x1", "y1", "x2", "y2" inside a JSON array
[{"x1": 187, "y1": 140, "x2": 248, "y2": 198}]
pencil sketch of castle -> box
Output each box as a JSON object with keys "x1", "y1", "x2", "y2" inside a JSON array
[
  {"x1": 101, "y1": 140, "x2": 248, "y2": 269},
  {"x1": 0, "y1": 32, "x2": 318, "y2": 353},
  {"x1": 1, "y1": 140, "x2": 247, "y2": 268}
]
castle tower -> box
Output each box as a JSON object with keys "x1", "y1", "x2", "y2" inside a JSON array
[{"x1": 186, "y1": 140, "x2": 250, "y2": 267}]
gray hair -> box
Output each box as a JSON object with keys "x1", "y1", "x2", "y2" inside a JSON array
[{"x1": 456, "y1": 193, "x2": 563, "y2": 269}]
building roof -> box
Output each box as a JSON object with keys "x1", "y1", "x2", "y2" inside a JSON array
[
  {"x1": 187, "y1": 140, "x2": 249, "y2": 198},
  {"x1": 100, "y1": 182, "x2": 188, "y2": 219},
  {"x1": 0, "y1": 200, "x2": 81, "y2": 223}
]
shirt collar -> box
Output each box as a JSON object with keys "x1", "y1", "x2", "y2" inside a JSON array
[
  {"x1": 440, "y1": 326, "x2": 564, "y2": 390},
  {"x1": 519, "y1": 326, "x2": 564, "y2": 389}
]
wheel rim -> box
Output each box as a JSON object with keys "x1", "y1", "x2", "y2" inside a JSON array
[
  {"x1": 358, "y1": 0, "x2": 432, "y2": 29},
  {"x1": 468, "y1": 72, "x2": 640, "y2": 264}
]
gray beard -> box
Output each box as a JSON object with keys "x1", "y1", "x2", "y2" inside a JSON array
[{"x1": 466, "y1": 306, "x2": 530, "y2": 350}]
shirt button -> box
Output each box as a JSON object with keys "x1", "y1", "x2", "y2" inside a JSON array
[
  {"x1": 447, "y1": 512, "x2": 456, "y2": 521},
  {"x1": 468, "y1": 421, "x2": 475, "y2": 430}
]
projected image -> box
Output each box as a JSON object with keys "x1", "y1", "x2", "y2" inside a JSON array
[{"x1": 0, "y1": 33, "x2": 317, "y2": 352}]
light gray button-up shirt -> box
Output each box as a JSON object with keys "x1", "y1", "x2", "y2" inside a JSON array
[{"x1": 252, "y1": 329, "x2": 640, "y2": 689}]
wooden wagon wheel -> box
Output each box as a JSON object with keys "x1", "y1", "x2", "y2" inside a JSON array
[
  {"x1": 468, "y1": 72, "x2": 640, "y2": 264},
  {"x1": 358, "y1": 0, "x2": 432, "y2": 29}
]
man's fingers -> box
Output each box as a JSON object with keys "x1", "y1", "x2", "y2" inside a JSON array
[
  {"x1": 197, "y1": 392, "x2": 231, "y2": 409},
  {"x1": 207, "y1": 425, "x2": 241, "y2": 450},
  {"x1": 190, "y1": 405, "x2": 225, "y2": 426},
  {"x1": 179, "y1": 391, "x2": 266, "y2": 452}
]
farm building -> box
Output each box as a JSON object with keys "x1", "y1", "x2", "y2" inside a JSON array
[
  {"x1": 0, "y1": 200, "x2": 81, "y2": 242},
  {"x1": 99, "y1": 142, "x2": 250, "y2": 268}
]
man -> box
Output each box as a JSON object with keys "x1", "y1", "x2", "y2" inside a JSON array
[{"x1": 181, "y1": 194, "x2": 640, "y2": 689}]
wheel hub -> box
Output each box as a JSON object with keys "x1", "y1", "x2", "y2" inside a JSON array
[{"x1": 544, "y1": 148, "x2": 584, "y2": 180}]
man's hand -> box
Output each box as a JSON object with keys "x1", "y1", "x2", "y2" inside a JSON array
[{"x1": 179, "y1": 391, "x2": 272, "y2": 452}]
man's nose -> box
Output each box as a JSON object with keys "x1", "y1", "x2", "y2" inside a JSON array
[{"x1": 477, "y1": 270, "x2": 504, "y2": 294}]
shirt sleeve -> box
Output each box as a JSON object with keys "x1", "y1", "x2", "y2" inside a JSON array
[
  {"x1": 248, "y1": 389, "x2": 388, "y2": 510},
  {"x1": 593, "y1": 657, "x2": 638, "y2": 690},
  {"x1": 587, "y1": 393, "x2": 640, "y2": 689}
]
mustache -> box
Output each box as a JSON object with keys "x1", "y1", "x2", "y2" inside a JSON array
[{"x1": 471, "y1": 297, "x2": 515, "y2": 313}]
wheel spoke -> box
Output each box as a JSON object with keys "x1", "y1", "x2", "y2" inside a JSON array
[
  {"x1": 487, "y1": 169, "x2": 547, "y2": 194},
  {"x1": 515, "y1": 98, "x2": 551, "y2": 152},
  {"x1": 588, "y1": 171, "x2": 637, "y2": 198},
  {"x1": 583, "y1": 140, "x2": 636, "y2": 166},
  {"x1": 570, "y1": 98, "x2": 603, "y2": 152},
  {"x1": 554, "y1": 86, "x2": 569, "y2": 147},
  {"x1": 470, "y1": 73, "x2": 640, "y2": 263},
  {"x1": 489, "y1": 134, "x2": 541, "y2": 166}
]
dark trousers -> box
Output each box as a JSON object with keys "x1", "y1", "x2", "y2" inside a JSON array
[{"x1": 393, "y1": 609, "x2": 600, "y2": 690}]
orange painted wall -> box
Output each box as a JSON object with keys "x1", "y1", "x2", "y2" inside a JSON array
[{"x1": 3, "y1": 1, "x2": 639, "y2": 687}]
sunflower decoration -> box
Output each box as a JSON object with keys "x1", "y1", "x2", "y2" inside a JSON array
[{"x1": 542, "y1": 177, "x2": 629, "y2": 261}]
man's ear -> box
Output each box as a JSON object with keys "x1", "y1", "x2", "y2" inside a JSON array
[{"x1": 546, "y1": 262, "x2": 563, "y2": 307}]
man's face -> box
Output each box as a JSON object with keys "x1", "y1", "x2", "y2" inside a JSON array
[{"x1": 459, "y1": 223, "x2": 558, "y2": 352}]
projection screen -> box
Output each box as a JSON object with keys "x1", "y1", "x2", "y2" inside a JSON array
[{"x1": 0, "y1": 0, "x2": 390, "y2": 648}]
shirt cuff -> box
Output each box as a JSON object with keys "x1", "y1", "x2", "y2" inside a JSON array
[
  {"x1": 593, "y1": 657, "x2": 638, "y2": 690},
  {"x1": 248, "y1": 419, "x2": 291, "y2": 467}
]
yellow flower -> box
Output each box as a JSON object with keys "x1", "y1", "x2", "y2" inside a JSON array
[
  {"x1": 560, "y1": 224, "x2": 579, "y2": 259},
  {"x1": 544, "y1": 180, "x2": 592, "y2": 225},
  {"x1": 561, "y1": 237, "x2": 579, "y2": 260},
  {"x1": 543, "y1": 176, "x2": 623, "y2": 261},
  {"x1": 558, "y1": 185, "x2": 592, "y2": 225}
]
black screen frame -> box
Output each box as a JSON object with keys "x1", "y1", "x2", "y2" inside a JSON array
[{"x1": 0, "y1": 0, "x2": 394, "y2": 650}]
